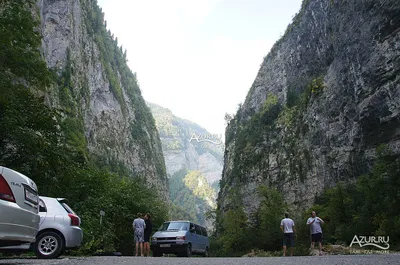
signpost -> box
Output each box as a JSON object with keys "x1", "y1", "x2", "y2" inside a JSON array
[
  {"x1": 94, "y1": 210, "x2": 121, "y2": 256},
  {"x1": 100, "y1": 210, "x2": 105, "y2": 224}
]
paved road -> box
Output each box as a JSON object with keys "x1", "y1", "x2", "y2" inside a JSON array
[{"x1": 0, "y1": 255, "x2": 399, "y2": 265}]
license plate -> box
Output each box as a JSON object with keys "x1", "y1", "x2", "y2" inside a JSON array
[
  {"x1": 25, "y1": 188, "x2": 38, "y2": 204},
  {"x1": 160, "y1": 244, "x2": 171, "y2": 248}
]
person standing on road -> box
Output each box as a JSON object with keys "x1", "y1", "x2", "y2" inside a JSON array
[
  {"x1": 144, "y1": 213, "x2": 153, "y2": 257},
  {"x1": 306, "y1": 211, "x2": 324, "y2": 255},
  {"x1": 133, "y1": 213, "x2": 146, "y2": 257},
  {"x1": 280, "y1": 212, "x2": 296, "y2": 256}
]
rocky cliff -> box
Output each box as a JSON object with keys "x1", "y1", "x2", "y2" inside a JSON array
[
  {"x1": 37, "y1": 0, "x2": 168, "y2": 200},
  {"x1": 148, "y1": 102, "x2": 222, "y2": 228},
  {"x1": 219, "y1": 0, "x2": 400, "y2": 218},
  {"x1": 148, "y1": 102, "x2": 223, "y2": 184}
]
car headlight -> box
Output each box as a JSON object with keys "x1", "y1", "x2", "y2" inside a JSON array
[{"x1": 152, "y1": 237, "x2": 157, "y2": 241}]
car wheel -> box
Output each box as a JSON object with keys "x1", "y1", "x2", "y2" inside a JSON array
[
  {"x1": 185, "y1": 244, "x2": 192, "y2": 257},
  {"x1": 34, "y1": 231, "x2": 64, "y2": 259},
  {"x1": 203, "y1": 247, "x2": 209, "y2": 257}
]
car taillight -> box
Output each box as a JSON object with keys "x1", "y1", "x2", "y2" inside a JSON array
[
  {"x1": 176, "y1": 236, "x2": 185, "y2": 240},
  {"x1": 0, "y1": 174, "x2": 16, "y2": 203},
  {"x1": 68, "y1": 213, "x2": 80, "y2": 226}
]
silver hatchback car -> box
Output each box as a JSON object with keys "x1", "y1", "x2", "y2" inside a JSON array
[
  {"x1": 34, "y1": 196, "x2": 83, "y2": 258},
  {"x1": 0, "y1": 166, "x2": 40, "y2": 246},
  {"x1": 0, "y1": 196, "x2": 83, "y2": 258}
]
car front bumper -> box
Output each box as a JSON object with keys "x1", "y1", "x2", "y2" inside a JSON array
[{"x1": 151, "y1": 241, "x2": 188, "y2": 253}]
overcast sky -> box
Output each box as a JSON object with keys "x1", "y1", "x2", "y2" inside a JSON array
[{"x1": 97, "y1": 0, "x2": 302, "y2": 136}]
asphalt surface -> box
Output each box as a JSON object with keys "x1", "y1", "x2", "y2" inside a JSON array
[{"x1": 0, "y1": 255, "x2": 399, "y2": 265}]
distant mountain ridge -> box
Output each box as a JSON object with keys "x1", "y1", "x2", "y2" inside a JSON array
[
  {"x1": 148, "y1": 102, "x2": 223, "y2": 228},
  {"x1": 148, "y1": 102, "x2": 223, "y2": 184}
]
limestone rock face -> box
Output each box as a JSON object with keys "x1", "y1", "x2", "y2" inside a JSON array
[
  {"x1": 148, "y1": 102, "x2": 223, "y2": 184},
  {"x1": 219, "y1": 0, "x2": 400, "y2": 217},
  {"x1": 38, "y1": 0, "x2": 169, "y2": 200}
]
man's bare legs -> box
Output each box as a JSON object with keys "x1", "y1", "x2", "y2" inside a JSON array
[
  {"x1": 135, "y1": 242, "x2": 144, "y2": 256},
  {"x1": 283, "y1": 245, "x2": 294, "y2": 256},
  {"x1": 310, "y1": 241, "x2": 323, "y2": 255},
  {"x1": 140, "y1": 242, "x2": 144, "y2": 257}
]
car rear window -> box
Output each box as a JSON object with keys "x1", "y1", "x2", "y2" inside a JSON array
[{"x1": 59, "y1": 201, "x2": 76, "y2": 215}]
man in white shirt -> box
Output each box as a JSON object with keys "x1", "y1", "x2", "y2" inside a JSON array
[
  {"x1": 280, "y1": 212, "x2": 296, "y2": 256},
  {"x1": 306, "y1": 211, "x2": 324, "y2": 255}
]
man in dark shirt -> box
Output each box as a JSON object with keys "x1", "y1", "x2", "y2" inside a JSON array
[{"x1": 144, "y1": 213, "x2": 153, "y2": 257}]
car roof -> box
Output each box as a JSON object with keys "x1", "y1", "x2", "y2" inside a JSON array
[
  {"x1": 166, "y1": 220, "x2": 206, "y2": 228},
  {"x1": 39, "y1": 196, "x2": 67, "y2": 202}
]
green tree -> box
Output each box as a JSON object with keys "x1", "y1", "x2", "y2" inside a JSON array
[
  {"x1": 254, "y1": 185, "x2": 287, "y2": 250},
  {"x1": 307, "y1": 145, "x2": 400, "y2": 248},
  {"x1": 215, "y1": 189, "x2": 251, "y2": 256}
]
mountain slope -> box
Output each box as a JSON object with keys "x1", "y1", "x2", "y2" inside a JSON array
[
  {"x1": 148, "y1": 102, "x2": 223, "y2": 228},
  {"x1": 219, "y1": 0, "x2": 400, "y2": 218},
  {"x1": 169, "y1": 169, "x2": 217, "y2": 229},
  {"x1": 38, "y1": 0, "x2": 168, "y2": 199},
  {"x1": 148, "y1": 102, "x2": 223, "y2": 184}
]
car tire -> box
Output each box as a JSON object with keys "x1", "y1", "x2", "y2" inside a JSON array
[
  {"x1": 34, "y1": 231, "x2": 64, "y2": 259},
  {"x1": 184, "y1": 244, "x2": 192, "y2": 257},
  {"x1": 203, "y1": 247, "x2": 209, "y2": 257}
]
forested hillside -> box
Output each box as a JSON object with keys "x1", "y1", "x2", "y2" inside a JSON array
[
  {"x1": 169, "y1": 170, "x2": 217, "y2": 229},
  {"x1": 0, "y1": 0, "x2": 168, "y2": 255}
]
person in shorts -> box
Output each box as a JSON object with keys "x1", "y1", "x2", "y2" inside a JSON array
[
  {"x1": 133, "y1": 213, "x2": 146, "y2": 256},
  {"x1": 306, "y1": 211, "x2": 324, "y2": 255},
  {"x1": 280, "y1": 212, "x2": 296, "y2": 256}
]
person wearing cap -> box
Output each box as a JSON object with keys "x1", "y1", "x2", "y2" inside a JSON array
[{"x1": 280, "y1": 212, "x2": 296, "y2": 256}]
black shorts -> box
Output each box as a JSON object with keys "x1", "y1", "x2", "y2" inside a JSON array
[
  {"x1": 283, "y1": 233, "x2": 295, "y2": 247},
  {"x1": 311, "y1": 233, "x2": 323, "y2": 243}
]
